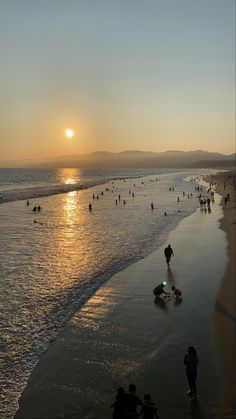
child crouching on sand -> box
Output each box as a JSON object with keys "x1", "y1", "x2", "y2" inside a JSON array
[{"x1": 171, "y1": 286, "x2": 182, "y2": 299}]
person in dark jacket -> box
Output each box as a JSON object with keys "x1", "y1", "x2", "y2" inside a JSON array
[
  {"x1": 111, "y1": 387, "x2": 126, "y2": 419},
  {"x1": 123, "y1": 384, "x2": 143, "y2": 418},
  {"x1": 184, "y1": 346, "x2": 199, "y2": 402},
  {"x1": 164, "y1": 244, "x2": 174, "y2": 266}
]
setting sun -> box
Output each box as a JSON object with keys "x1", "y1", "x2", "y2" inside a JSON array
[{"x1": 65, "y1": 129, "x2": 74, "y2": 138}]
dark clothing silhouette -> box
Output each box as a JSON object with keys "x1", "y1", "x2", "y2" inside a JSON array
[{"x1": 164, "y1": 245, "x2": 174, "y2": 265}]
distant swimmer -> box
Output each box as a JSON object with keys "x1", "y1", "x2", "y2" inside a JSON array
[
  {"x1": 34, "y1": 220, "x2": 43, "y2": 225},
  {"x1": 164, "y1": 244, "x2": 174, "y2": 266},
  {"x1": 27, "y1": 200, "x2": 30, "y2": 206},
  {"x1": 89, "y1": 203, "x2": 92, "y2": 211},
  {"x1": 151, "y1": 202, "x2": 154, "y2": 210},
  {"x1": 32, "y1": 206, "x2": 37, "y2": 212}
]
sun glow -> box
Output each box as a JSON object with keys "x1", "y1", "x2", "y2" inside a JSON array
[{"x1": 65, "y1": 129, "x2": 74, "y2": 138}]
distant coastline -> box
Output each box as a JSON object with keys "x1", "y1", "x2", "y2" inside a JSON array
[{"x1": 0, "y1": 149, "x2": 235, "y2": 169}]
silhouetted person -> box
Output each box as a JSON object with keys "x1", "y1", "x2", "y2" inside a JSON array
[
  {"x1": 26, "y1": 200, "x2": 30, "y2": 206},
  {"x1": 118, "y1": 194, "x2": 121, "y2": 201},
  {"x1": 177, "y1": 196, "x2": 180, "y2": 203},
  {"x1": 184, "y1": 346, "x2": 199, "y2": 402},
  {"x1": 32, "y1": 206, "x2": 37, "y2": 212},
  {"x1": 164, "y1": 211, "x2": 167, "y2": 216},
  {"x1": 123, "y1": 200, "x2": 126, "y2": 205},
  {"x1": 153, "y1": 282, "x2": 169, "y2": 300},
  {"x1": 111, "y1": 387, "x2": 126, "y2": 419},
  {"x1": 115, "y1": 199, "x2": 118, "y2": 205},
  {"x1": 123, "y1": 384, "x2": 143, "y2": 418},
  {"x1": 140, "y1": 394, "x2": 159, "y2": 419},
  {"x1": 164, "y1": 244, "x2": 174, "y2": 266},
  {"x1": 38, "y1": 205, "x2": 41, "y2": 212},
  {"x1": 89, "y1": 203, "x2": 92, "y2": 211},
  {"x1": 151, "y1": 202, "x2": 154, "y2": 210}
]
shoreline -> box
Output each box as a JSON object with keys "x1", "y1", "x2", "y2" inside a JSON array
[
  {"x1": 210, "y1": 171, "x2": 236, "y2": 417},
  {"x1": 15, "y1": 179, "x2": 230, "y2": 419},
  {"x1": 0, "y1": 169, "x2": 212, "y2": 418}
]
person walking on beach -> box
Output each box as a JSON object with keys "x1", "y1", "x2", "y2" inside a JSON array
[
  {"x1": 184, "y1": 346, "x2": 199, "y2": 402},
  {"x1": 123, "y1": 384, "x2": 143, "y2": 418},
  {"x1": 164, "y1": 244, "x2": 174, "y2": 266}
]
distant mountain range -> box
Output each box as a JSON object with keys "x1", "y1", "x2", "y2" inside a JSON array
[{"x1": 0, "y1": 150, "x2": 235, "y2": 169}]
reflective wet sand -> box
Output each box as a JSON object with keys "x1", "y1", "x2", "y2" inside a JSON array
[{"x1": 16, "y1": 191, "x2": 230, "y2": 419}]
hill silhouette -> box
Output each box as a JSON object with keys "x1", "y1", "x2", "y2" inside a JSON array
[{"x1": 0, "y1": 150, "x2": 235, "y2": 168}]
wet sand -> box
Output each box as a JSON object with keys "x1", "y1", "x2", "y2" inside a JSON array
[
  {"x1": 15, "y1": 190, "x2": 231, "y2": 419},
  {"x1": 210, "y1": 171, "x2": 236, "y2": 418}
]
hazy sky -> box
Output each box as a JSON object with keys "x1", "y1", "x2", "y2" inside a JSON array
[{"x1": 0, "y1": 0, "x2": 235, "y2": 160}]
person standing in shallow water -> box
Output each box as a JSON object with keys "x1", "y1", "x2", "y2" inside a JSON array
[
  {"x1": 164, "y1": 244, "x2": 174, "y2": 266},
  {"x1": 184, "y1": 346, "x2": 199, "y2": 402}
]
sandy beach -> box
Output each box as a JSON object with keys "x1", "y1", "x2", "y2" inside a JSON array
[
  {"x1": 15, "y1": 172, "x2": 236, "y2": 419},
  {"x1": 211, "y1": 171, "x2": 236, "y2": 418}
]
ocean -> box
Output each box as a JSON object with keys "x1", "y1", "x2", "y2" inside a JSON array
[{"x1": 0, "y1": 167, "x2": 215, "y2": 417}]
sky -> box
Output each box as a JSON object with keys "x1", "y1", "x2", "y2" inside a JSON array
[{"x1": 0, "y1": 0, "x2": 235, "y2": 161}]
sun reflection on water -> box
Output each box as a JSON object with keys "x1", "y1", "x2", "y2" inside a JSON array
[
  {"x1": 57, "y1": 168, "x2": 82, "y2": 185},
  {"x1": 64, "y1": 191, "x2": 78, "y2": 226}
]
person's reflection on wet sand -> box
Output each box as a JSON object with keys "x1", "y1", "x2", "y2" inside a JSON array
[
  {"x1": 174, "y1": 297, "x2": 183, "y2": 306},
  {"x1": 188, "y1": 400, "x2": 204, "y2": 419},
  {"x1": 154, "y1": 296, "x2": 169, "y2": 311},
  {"x1": 167, "y1": 266, "x2": 175, "y2": 284}
]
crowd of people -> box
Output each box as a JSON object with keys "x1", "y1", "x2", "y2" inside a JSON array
[
  {"x1": 111, "y1": 344, "x2": 199, "y2": 418},
  {"x1": 27, "y1": 176, "x2": 212, "y2": 416}
]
